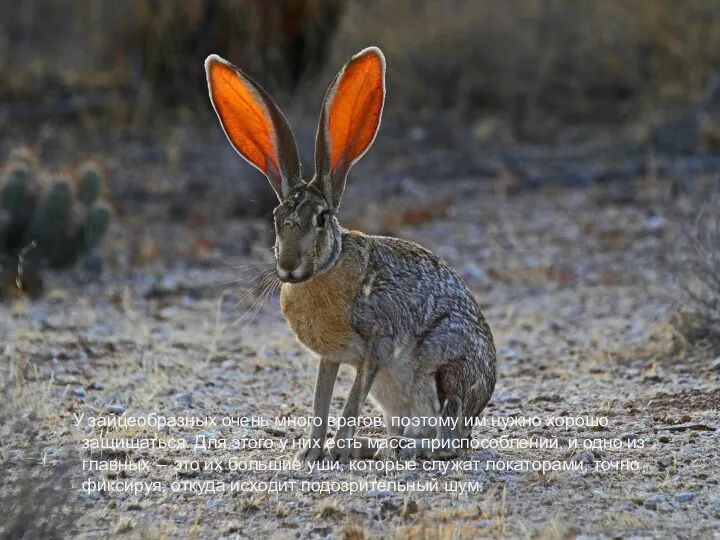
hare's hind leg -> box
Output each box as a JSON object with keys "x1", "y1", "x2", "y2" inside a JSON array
[
  {"x1": 368, "y1": 368, "x2": 462, "y2": 461},
  {"x1": 392, "y1": 355, "x2": 494, "y2": 460},
  {"x1": 429, "y1": 354, "x2": 495, "y2": 455}
]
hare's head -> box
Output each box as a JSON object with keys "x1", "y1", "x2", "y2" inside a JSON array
[{"x1": 205, "y1": 48, "x2": 385, "y2": 283}]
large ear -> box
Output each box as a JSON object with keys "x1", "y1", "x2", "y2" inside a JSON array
[
  {"x1": 312, "y1": 47, "x2": 385, "y2": 210},
  {"x1": 205, "y1": 54, "x2": 301, "y2": 201}
]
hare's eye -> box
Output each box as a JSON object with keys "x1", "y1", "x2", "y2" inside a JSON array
[{"x1": 316, "y1": 210, "x2": 330, "y2": 228}]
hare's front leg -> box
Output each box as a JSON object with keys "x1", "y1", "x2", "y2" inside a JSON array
[
  {"x1": 294, "y1": 359, "x2": 339, "y2": 463},
  {"x1": 327, "y1": 362, "x2": 379, "y2": 463}
]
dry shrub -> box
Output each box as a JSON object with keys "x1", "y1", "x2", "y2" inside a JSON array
[
  {"x1": 0, "y1": 454, "x2": 80, "y2": 539},
  {"x1": 120, "y1": 0, "x2": 343, "y2": 102},
  {"x1": 0, "y1": 389, "x2": 82, "y2": 539},
  {"x1": 673, "y1": 193, "x2": 720, "y2": 347},
  {"x1": 2, "y1": 0, "x2": 720, "y2": 128},
  {"x1": 0, "y1": 0, "x2": 342, "y2": 111},
  {"x1": 326, "y1": 0, "x2": 720, "y2": 126}
]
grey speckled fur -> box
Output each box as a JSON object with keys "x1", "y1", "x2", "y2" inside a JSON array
[
  {"x1": 205, "y1": 46, "x2": 496, "y2": 462},
  {"x1": 350, "y1": 232, "x2": 496, "y2": 434}
]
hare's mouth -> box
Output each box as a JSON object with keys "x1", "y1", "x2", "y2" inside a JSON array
[{"x1": 277, "y1": 269, "x2": 312, "y2": 284}]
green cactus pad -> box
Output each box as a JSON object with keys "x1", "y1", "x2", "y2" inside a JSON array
[
  {"x1": 75, "y1": 160, "x2": 105, "y2": 205},
  {"x1": 22, "y1": 177, "x2": 73, "y2": 264},
  {"x1": 79, "y1": 201, "x2": 110, "y2": 253},
  {"x1": 0, "y1": 149, "x2": 112, "y2": 295},
  {"x1": 50, "y1": 200, "x2": 111, "y2": 268},
  {"x1": 0, "y1": 163, "x2": 38, "y2": 252}
]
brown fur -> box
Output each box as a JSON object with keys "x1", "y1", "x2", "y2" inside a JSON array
[{"x1": 280, "y1": 233, "x2": 365, "y2": 356}]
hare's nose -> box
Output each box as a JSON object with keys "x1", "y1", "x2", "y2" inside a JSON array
[{"x1": 277, "y1": 251, "x2": 301, "y2": 274}]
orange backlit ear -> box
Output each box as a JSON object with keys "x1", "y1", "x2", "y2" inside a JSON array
[
  {"x1": 205, "y1": 54, "x2": 300, "y2": 200},
  {"x1": 313, "y1": 47, "x2": 386, "y2": 209}
]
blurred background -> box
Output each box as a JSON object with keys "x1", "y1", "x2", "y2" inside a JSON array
[
  {"x1": 3, "y1": 5, "x2": 720, "y2": 537},
  {"x1": 4, "y1": 0, "x2": 720, "y2": 124},
  {"x1": 2, "y1": 0, "x2": 720, "y2": 265}
]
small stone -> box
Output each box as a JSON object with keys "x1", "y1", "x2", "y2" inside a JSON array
[
  {"x1": 675, "y1": 492, "x2": 695, "y2": 503},
  {"x1": 571, "y1": 451, "x2": 596, "y2": 465},
  {"x1": 175, "y1": 392, "x2": 192, "y2": 407},
  {"x1": 497, "y1": 347, "x2": 521, "y2": 362},
  {"x1": 380, "y1": 500, "x2": 401, "y2": 515},
  {"x1": 86, "y1": 491, "x2": 101, "y2": 501},
  {"x1": 462, "y1": 262, "x2": 487, "y2": 281},
  {"x1": 89, "y1": 381, "x2": 105, "y2": 390},
  {"x1": 74, "y1": 387, "x2": 86, "y2": 398},
  {"x1": 308, "y1": 526, "x2": 331, "y2": 537},
  {"x1": 711, "y1": 357, "x2": 720, "y2": 371},
  {"x1": 658, "y1": 435, "x2": 670, "y2": 443},
  {"x1": 681, "y1": 414, "x2": 692, "y2": 423},
  {"x1": 107, "y1": 404, "x2": 126, "y2": 414},
  {"x1": 644, "y1": 494, "x2": 665, "y2": 510},
  {"x1": 646, "y1": 216, "x2": 665, "y2": 230},
  {"x1": 220, "y1": 522, "x2": 242, "y2": 536},
  {"x1": 160, "y1": 307, "x2": 177, "y2": 320},
  {"x1": 198, "y1": 430, "x2": 222, "y2": 440},
  {"x1": 674, "y1": 364, "x2": 688, "y2": 372},
  {"x1": 260, "y1": 346, "x2": 277, "y2": 358}
]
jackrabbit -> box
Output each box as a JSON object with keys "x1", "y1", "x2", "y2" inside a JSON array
[{"x1": 205, "y1": 47, "x2": 496, "y2": 462}]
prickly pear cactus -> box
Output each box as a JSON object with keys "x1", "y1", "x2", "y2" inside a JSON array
[{"x1": 0, "y1": 149, "x2": 112, "y2": 299}]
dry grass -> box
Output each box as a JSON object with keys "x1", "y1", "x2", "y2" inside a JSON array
[
  {"x1": 0, "y1": 388, "x2": 82, "y2": 539},
  {"x1": 0, "y1": 178, "x2": 718, "y2": 538},
  {"x1": 315, "y1": 498, "x2": 345, "y2": 520},
  {"x1": 673, "y1": 192, "x2": 720, "y2": 348}
]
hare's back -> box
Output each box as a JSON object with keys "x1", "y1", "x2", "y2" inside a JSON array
[{"x1": 348, "y1": 233, "x2": 485, "y2": 342}]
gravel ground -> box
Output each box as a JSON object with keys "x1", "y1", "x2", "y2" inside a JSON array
[{"x1": 1, "y1": 174, "x2": 719, "y2": 539}]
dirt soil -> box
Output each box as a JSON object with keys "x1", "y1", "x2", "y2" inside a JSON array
[{"x1": 1, "y1": 163, "x2": 719, "y2": 539}]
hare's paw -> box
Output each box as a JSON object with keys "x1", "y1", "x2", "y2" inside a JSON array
[
  {"x1": 373, "y1": 438, "x2": 418, "y2": 461},
  {"x1": 325, "y1": 439, "x2": 352, "y2": 464},
  {"x1": 294, "y1": 441, "x2": 325, "y2": 463}
]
